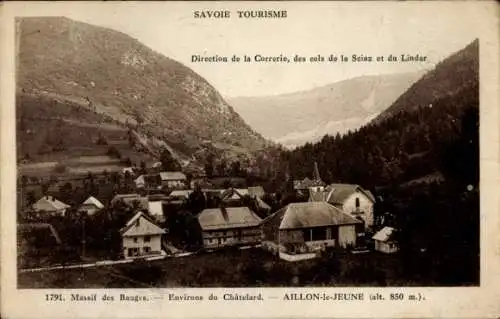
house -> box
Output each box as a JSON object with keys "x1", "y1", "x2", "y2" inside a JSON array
[
  {"x1": 152, "y1": 161, "x2": 162, "y2": 169},
  {"x1": 135, "y1": 174, "x2": 162, "y2": 190},
  {"x1": 221, "y1": 188, "x2": 248, "y2": 203},
  {"x1": 197, "y1": 206, "x2": 262, "y2": 249},
  {"x1": 78, "y1": 196, "x2": 104, "y2": 216},
  {"x1": 120, "y1": 211, "x2": 166, "y2": 259},
  {"x1": 248, "y1": 186, "x2": 265, "y2": 199},
  {"x1": 190, "y1": 176, "x2": 209, "y2": 189},
  {"x1": 32, "y1": 196, "x2": 70, "y2": 216},
  {"x1": 220, "y1": 187, "x2": 271, "y2": 213},
  {"x1": 159, "y1": 171, "x2": 187, "y2": 189},
  {"x1": 261, "y1": 202, "x2": 363, "y2": 254},
  {"x1": 148, "y1": 200, "x2": 165, "y2": 223},
  {"x1": 372, "y1": 226, "x2": 398, "y2": 254},
  {"x1": 309, "y1": 183, "x2": 375, "y2": 229},
  {"x1": 168, "y1": 189, "x2": 193, "y2": 200},
  {"x1": 122, "y1": 167, "x2": 135, "y2": 175},
  {"x1": 110, "y1": 194, "x2": 148, "y2": 210}
]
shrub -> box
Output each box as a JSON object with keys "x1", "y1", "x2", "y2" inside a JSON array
[
  {"x1": 53, "y1": 163, "x2": 67, "y2": 173},
  {"x1": 96, "y1": 134, "x2": 108, "y2": 145},
  {"x1": 107, "y1": 146, "x2": 121, "y2": 159}
]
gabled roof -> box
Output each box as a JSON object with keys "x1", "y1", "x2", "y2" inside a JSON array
[
  {"x1": 169, "y1": 189, "x2": 193, "y2": 198},
  {"x1": 81, "y1": 196, "x2": 104, "y2": 209},
  {"x1": 198, "y1": 207, "x2": 262, "y2": 231},
  {"x1": 310, "y1": 184, "x2": 376, "y2": 204},
  {"x1": 111, "y1": 193, "x2": 141, "y2": 204},
  {"x1": 276, "y1": 202, "x2": 362, "y2": 230},
  {"x1": 120, "y1": 211, "x2": 166, "y2": 237},
  {"x1": 256, "y1": 197, "x2": 271, "y2": 211},
  {"x1": 32, "y1": 196, "x2": 70, "y2": 212},
  {"x1": 328, "y1": 183, "x2": 376, "y2": 203},
  {"x1": 159, "y1": 171, "x2": 186, "y2": 181},
  {"x1": 372, "y1": 226, "x2": 396, "y2": 242},
  {"x1": 221, "y1": 188, "x2": 249, "y2": 201}
]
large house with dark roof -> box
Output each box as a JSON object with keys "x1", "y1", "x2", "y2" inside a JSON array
[
  {"x1": 197, "y1": 206, "x2": 262, "y2": 249},
  {"x1": 309, "y1": 184, "x2": 376, "y2": 229},
  {"x1": 261, "y1": 202, "x2": 363, "y2": 254}
]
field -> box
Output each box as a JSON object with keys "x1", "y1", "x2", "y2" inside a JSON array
[{"x1": 17, "y1": 248, "x2": 437, "y2": 288}]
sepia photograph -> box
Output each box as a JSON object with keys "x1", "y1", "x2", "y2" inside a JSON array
[
  {"x1": 13, "y1": 5, "x2": 482, "y2": 290},
  {"x1": 1, "y1": 2, "x2": 499, "y2": 318}
]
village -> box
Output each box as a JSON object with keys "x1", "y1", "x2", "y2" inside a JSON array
[{"x1": 17, "y1": 158, "x2": 399, "y2": 278}]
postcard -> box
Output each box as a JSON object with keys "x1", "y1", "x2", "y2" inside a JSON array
[{"x1": 1, "y1": 1, "x2": 499, "y2": 318}]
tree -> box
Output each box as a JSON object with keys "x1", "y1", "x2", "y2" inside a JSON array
[
  {"x1": 107, "y1": 146, "x2": 121, "y2": 159},
  {"x1": 59, "y1": 182, "x2": 73, "y2": 202},
  {"x1": 26, "y1": 191, "x2": 36, "y2": 207},
  {"x1": 96, "y1": 133, "x2": 108, "y2": 145},
  {"x1": 160, "y1": 149, "x2": 181, "y2": 171},
  {"x1": 186, "y1": 185, "x2": 206, "y2": 215},
  {"x1": 204, "y1": 154, "x2": 215, "y2": 177},
  {"x1": 230, "y1": 161, "x2": 242, "y2": 177},
  {"x1": 53, "y1": 163, "x2": 67, "y2": 173},
  {"x1": 140, "y1": 161, "x2": 147, "y2": 174}
]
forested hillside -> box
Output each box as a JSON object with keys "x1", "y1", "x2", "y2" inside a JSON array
[{"x1": 267, "y1": 39, "x2": 480, "y2": 285}]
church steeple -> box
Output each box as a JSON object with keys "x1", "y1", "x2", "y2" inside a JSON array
[{"x1": 313, "y1": 161, "x2": 322, "y2": 182}]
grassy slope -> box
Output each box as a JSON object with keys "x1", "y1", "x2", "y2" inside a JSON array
[{"x1": 18, "y1": 17, "x2": 266, "y2": 159}]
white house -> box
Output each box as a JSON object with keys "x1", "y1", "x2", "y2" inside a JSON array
[
  {"x1": 32, "y1": 196, "x2": 70, "y2": 216},
  {"x1": 372, "y1": 226, "x2": 399, "y2": 254},
  {"x1": 122, "y1": 167, "x2": 135, "y2": 174},
  {"x1": 148, "y1": 200, "x2": 165, "y2": 223},
  {"x1": 78, "y1": 196, "x2": 104, "y2": 215},
  {"x1": 120, "y1": 211, "x2": 166, "y2": 259},
  {"x1": 309, "y1": 183, "x2": 375, "y2": 230}
]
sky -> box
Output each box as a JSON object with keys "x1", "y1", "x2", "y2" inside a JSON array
[{"x1": 9, "y1": 2, "x2": 484, "y2": 97}]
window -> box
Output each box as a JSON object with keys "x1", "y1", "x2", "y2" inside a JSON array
[
  {"x1": 143, "y1": 246, "x2": 151, "y2": 253},
  {"x1": 133, "y1": 237, "x2": 138, "y2": 243},
  {"x1": 144, "y1": 236, "x2": 151, "y2": 242},
  {"x1": 355, "y1": 197, "x2": 360, "y2": 208},
  {"x1": 128, "y1": 248, "x2": 139, "y2": 256},
  {"x1": 136, "y1": 219, "x2": 140, "y2": 227},
  {"x1": 326, "y1": 228, "x2": 332, "y2": 240},
  {"x1": 305, "y1": 228, "x2": 327, "y2": 241}
]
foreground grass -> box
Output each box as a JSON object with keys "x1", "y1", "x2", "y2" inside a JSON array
[{"x1": 18, "y1": 248, "x2": 436, "y2": 288}]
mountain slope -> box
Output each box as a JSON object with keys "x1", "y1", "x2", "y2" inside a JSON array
[
  {"x1": 17, "y1": 17, "x2": 266, "y2": 162},
  {"x1": 229, "y1": 71, "x2": 424, "y2": 148},
  {"x1": 374, "y1": 39, "x2": 479, "y2": 123}
]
